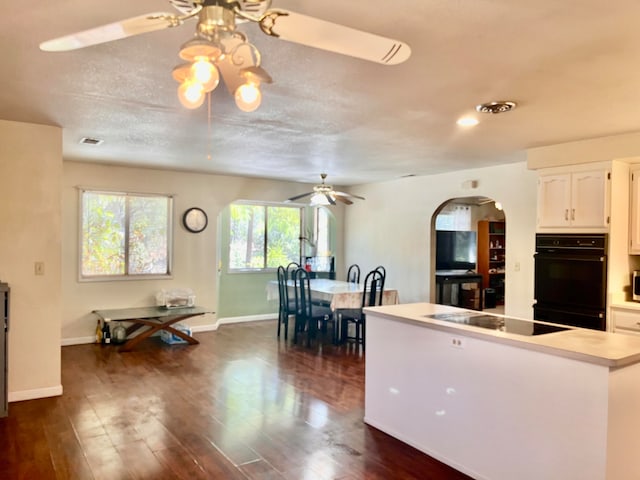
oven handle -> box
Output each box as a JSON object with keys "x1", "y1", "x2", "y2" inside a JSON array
[
  {"x1": 534, "y1": 253, "x2": 606, "y2": 262},
  {"x1": 534, "y1": 305, "x2": 605, "y2": 319}
]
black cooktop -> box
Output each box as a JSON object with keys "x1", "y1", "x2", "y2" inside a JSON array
[{"x1": 426, "y1": 312, "x2": 570, "y2": 336}]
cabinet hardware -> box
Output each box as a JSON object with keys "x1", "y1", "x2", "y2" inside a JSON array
[
  {"x1": 565, "y1": 209, "x2": 569, "y2": 221},
  {"x1": 571, "y1": 208, "x2": 575, "y2": 221}
]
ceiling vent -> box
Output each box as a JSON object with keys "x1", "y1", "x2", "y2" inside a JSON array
[
  {"x1": 79, "y1": 137, "x2": 104, "y2": 146},
  {"x1": 475, "y1": 101, "x2": 517, "y2": 114}
]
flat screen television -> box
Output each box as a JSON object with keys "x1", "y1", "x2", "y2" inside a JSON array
[{"x1": 436, "y1": 230, "x2": 477, "y2": 271}]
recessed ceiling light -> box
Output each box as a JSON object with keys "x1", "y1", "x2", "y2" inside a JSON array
[
  {"x1": 475, "y1": 101, "x2": 517, "y2": 114},
  {"x1": 79, "y1": 137, "x2": 104, "y2": 146},
  {"x1": 457, "y1": 117, "x2": 479, "y2": 127}
]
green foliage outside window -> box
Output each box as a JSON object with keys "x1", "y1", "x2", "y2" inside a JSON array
[
  {"x1": 229, "y1": 204, "x2": 300, "y2": 270},
  {"x1": 81, "y1": 191, "x2": 171, "y2": 278}
]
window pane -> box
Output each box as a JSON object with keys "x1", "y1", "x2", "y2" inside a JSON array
[
  {"x1": 229, "y1": 205, "x2": 266, "y2": 269},
  {"x1": 266, "y1": 206, "x2": 300, "y2": 268},
  {"x1": 81, "y1": 190, "x2": 172, "y2": 279},
  {"x1": 435, "y1": 204, "x2": 472, "y2": 231},
  {"x1": 128, "y1": 195, "x2": 169, "y2": 275},
  {"x1": 82, "y1": 192, "x2": 126, "y2": 276},
  {"x1": 315, "y1": 207, "x2": 330, "y2": 256}
]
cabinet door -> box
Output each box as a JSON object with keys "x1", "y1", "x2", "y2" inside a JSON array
[
  {"x1": 630, "y1": 168, "x2": 640, "y2": 253},
  {"x1": 571, "y1": 170, "x2": 609, "y2": 228},
  {"x1": 537, "y1": 174, "x2": 571, "y2": 227}
]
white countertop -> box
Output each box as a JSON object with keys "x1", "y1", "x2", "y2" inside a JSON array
[{"x1": 364, "y1": 302, "x2": 640, "y2": 368}]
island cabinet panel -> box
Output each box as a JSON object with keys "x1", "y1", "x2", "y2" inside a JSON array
[{"x1": 364, "y1": 308, "x2": 640, "y2": 480}]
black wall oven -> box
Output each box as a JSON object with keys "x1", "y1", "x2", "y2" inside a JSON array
[{"x1": 534, "y1": 233, "x2": 607, "y2": 331}]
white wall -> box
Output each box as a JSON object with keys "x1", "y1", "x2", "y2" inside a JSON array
[
  {"x1": 344, "y1": 162, "x2": 538, "y2": 319},
  {"x1": 0, "y1": 119, "x2": 62, "y2": 401},
  {"x1": 62, "y1": 162, "x2": 345, "y2": 341}
]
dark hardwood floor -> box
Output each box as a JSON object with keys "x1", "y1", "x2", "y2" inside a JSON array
[{"x1": 0, "y1": 321, "x2": 473, "y2": 479}]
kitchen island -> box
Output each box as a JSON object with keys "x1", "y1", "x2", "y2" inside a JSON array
[{"x1": 363, "y1": 303, "x2": 640, "y2": 480}]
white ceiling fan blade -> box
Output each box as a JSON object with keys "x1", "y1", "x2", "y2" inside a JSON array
[
  {"x1": 334, "y1": 191, "x2": 365, "y2": 201},
  {"x1": 259, "y1": 10, "x2": 411, "y2": 65},
  {"x1": 39, "y1": 12, "x2": 183, "y2": 52}
]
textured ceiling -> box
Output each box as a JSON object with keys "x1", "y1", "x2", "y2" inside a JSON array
[{"x1": 2, "y1": 0, "x2": 640, "y2": 186}]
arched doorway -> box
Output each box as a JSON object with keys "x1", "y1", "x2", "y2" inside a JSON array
[{"x1": 431, "y1": 196, "x2": 506, "y2": 313}]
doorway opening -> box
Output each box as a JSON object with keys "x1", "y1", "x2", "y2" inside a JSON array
[{"x1": 431, "y1": 196, "x2": 506, "y2": 313}]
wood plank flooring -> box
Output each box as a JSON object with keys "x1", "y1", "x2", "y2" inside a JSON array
[{"x1": 0, "y1": 321, "x2": 473, "y2": 479}]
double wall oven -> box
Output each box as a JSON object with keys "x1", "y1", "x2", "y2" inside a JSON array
[{"x1": 534, "y1": 233, "x2": 607, "y2": 331}]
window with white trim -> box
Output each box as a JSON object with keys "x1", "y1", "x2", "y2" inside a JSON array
[
  {"x1": 229, "y1": 203, "x2": 301, "y2": 271},
  {"x1": 80, "y1": 190, "x2": 172, "y2": 279}
]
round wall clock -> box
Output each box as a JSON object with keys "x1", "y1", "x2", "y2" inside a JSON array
[{"x1": 182, "y1": 207, "x2": 208, "y2": 233}]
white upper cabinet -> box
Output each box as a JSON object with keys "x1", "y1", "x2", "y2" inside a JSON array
[
  {"x1": 537, "y1": 167, "x2": 610, "y2": 231},
  {"x1": 629, "y1": 166, "x2": 640, "y2": 253},
  {"x1": 537, "y1": 174, "x2": 572, "y2": 227}
]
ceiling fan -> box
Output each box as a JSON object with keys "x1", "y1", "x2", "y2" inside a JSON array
[
  {"x1": 286, "y1": 173, "x2": 365, "y2": 206},
  {"x1": 39, "y1": 0, "x2": 411, "y2": 111}
]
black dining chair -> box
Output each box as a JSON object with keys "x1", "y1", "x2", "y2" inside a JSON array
[
  {"x1": 347, "y1": 264, "x2": 360, "y2": 283},
  {"x1": 292, "y1": 267, "x2": 335, "y2": 346},
  {"x1": 276, "y1": 266, "x2": 297, "y2": 340},
  {"x1": 340, "y1": 268, "x2": 385, "y2": 352},
  {"x1": 286, "y1": 261, "x2": 300, "y2": 281},
  {"x1": 374, "y1": 265, "x2": 386, "y2": 291}
]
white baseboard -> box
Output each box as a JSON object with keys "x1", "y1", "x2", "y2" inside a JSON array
[
  {"x1": 9, "y1": 385, "x2": 63, "y2": 402},
  {"x1": 190, "y1": 323, "x2": 220, "y2": 332},
  {"x1": 217, "y1": 314, "x2": 277, "y2": 324},
  {"x1": 62, "y1": 336, "x2": 95, "y2": 346}
]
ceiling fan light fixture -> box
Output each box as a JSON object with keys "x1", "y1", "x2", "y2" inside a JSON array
[
  {"x1": 235, "y1": 83, "x2": 262, "y2": 112},
  {"x1": 234, "y1": 68, "x2": 267, "y2": 112},
  {"x1": 177, "y1": 80, "x2": 205, "y2": 109},
  {"x1": 310, "y1": 192, "x2": 331, "y2": 206},
  {"x1": 178, "y1": 37, "x2": 223, "y2": 62},
  {"x1": 191, "y1": 57, "x2": 220, "y2": 92}
]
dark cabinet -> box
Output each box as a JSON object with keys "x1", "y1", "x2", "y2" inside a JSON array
[{"x1": 1, "y1": 282, "x2": 8, "y2": 417}]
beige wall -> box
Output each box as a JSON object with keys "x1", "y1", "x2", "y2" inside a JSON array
[
  {"x1": 0, "y1": 119, "x2": 62, "y2": 401},
  {"x1": 344, "y1": 162, "x2": 538, "y2": 319},
  {"x1": 528, "y1": 131, "x2": 640, "y2": 169}
]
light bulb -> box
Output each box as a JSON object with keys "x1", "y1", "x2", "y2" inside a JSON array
[
  {"x1": 191, "y1": 57, "x2": 219, "y2": 93},
  {"x1": 235, "y1": 82, "x2": 262, "y2": 112},
  {"x1": 177, "y1": 81, "x2": 205, "y2": 109}
]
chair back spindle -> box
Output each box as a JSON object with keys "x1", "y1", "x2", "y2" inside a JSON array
[{"x1": 347, "y1": 264, "x2": 361, "y2": 284}]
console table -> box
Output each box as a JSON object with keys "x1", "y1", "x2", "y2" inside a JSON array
[
  {"x1": 435, "y1": 271, "x2": 483, "y2": 311},
  {"x1": 93, "y1": 306, "x2": 212, "y2": 352}
]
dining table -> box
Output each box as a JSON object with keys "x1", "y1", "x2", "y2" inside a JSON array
[
  {"x1": 267, "y1": 278, "x2": 399, "y2": 312},
  {"x1": 267, "y1": 278, "x2": 399, "y2": 344}
]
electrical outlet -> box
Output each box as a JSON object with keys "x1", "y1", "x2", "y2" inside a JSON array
[
  {"x1": 34, "y1": 262, "x2": 45, "y2": 276},
  {"x1": 451, "y1": 337, "x2": 465, "y2": 349},
  {"x1": 514, "y1": 261, "x2": 521, "y2": 272}
]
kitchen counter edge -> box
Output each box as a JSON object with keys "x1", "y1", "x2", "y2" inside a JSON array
[{"x1": 364, "y1": 303, "x2": 640, "y2": 368}]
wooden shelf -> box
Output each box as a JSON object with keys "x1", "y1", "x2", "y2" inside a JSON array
[{"x1": 477, "y1": 220, "x2": 506, "y2": 307}]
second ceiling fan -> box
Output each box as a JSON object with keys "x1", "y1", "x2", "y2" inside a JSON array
[{"x1": 287, "y1": 174, "x2": 365, "y2": 206}]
